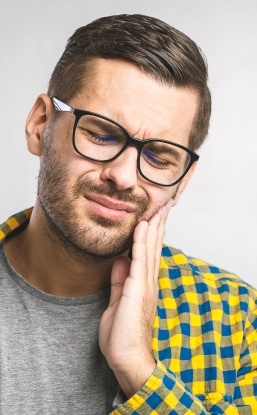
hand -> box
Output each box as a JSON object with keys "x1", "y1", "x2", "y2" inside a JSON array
[{"x1": 99, "y1": 200, "x2": 173, "y2": 398}]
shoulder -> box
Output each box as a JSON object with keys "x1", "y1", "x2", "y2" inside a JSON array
[
  {"x1": 160, "y1": 244, "x2": 257, "y2": 305},
  {"x1": 0, "y1": 208, "x2": 32, "y2": 244}
]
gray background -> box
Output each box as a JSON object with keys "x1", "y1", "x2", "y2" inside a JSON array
[{"x1": 1, "y1": 0, "x2": 256, "y2": 286}]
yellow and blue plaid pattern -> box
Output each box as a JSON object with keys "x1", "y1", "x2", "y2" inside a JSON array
[
  {"x1": 0, "y1": 208, "x2": 32, "y2": 242},
  {"x1": 1, "y1": 210, "x2": 257, "y2": 414}
]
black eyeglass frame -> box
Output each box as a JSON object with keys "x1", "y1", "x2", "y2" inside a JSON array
[{"x1": 52, "y1": 96, "x2": 199, "y2": 187}]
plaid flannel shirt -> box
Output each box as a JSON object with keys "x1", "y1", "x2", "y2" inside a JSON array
[{"x1": 1, "y1": 209, "x2": 257, "y2": 414}]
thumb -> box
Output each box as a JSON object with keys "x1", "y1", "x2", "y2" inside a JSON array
[{"x1": 109, "y1": 256, "x2": 131, "y2": 307}]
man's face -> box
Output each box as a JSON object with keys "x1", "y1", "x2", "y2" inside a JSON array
[{"x1": 37, "y1": 59, "x2": 198, "y2": 258}]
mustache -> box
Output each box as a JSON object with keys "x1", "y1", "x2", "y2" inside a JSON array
[{"x1": 72, "y1": 177, "x2": 149, "y2": 207}]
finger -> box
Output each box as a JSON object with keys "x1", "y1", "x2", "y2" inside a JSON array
[
  {"x1": 147, "y1": 199, "x2": 173, "y2": 242},
  {"x1": 109, "y1": 256, "x2": 131, "y2": 307},
  {"x1": 132, "y1": 220, "x2": 148, "y2": 259},
  {"x1": 129, "y1": 220, "x2": 148, "y2": 281},
  {"x1": 133, "y1": 220, "x2": 148, "y2": 241},
  {"x1": 146, "y1": 202, "x2": 168, "y2": 252},
  {"x1": 148, "y1": 199, "x2": 174, "y2": 278},
  {"x1": 155, "y1": 199, "x2": 173, "y2": 248}
]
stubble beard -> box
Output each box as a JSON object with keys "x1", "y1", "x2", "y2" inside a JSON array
[{"x1": 37, "y1": 128, "x2": 149, "y2": 260}]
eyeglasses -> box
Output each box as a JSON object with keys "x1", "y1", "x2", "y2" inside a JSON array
[{"x1": 52, "y1": 97, "x2": 199, "y2": 187}]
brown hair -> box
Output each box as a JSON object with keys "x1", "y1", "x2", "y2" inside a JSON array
[{"x1": 48, "y1": 14, "x2": 211, "y2": 150}]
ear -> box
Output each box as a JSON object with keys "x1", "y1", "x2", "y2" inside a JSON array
[
  {"x1": 172, "y1": 162, "x2": 198, "y2": 206},
  {"x1": 25, "y1": 94, "x2": 53, "y2": 156}
]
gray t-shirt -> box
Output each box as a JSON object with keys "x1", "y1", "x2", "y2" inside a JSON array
[{"x1": 0, "y1": 244, "x2": 118, "y2": 414}]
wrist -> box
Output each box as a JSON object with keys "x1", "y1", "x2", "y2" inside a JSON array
[{"x1": 113, "y1": 358, "x2": 156, "y2": 398}]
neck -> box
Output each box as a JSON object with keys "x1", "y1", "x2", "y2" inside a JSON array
[{"x1": 5, "y1": 204, "x2": 116, "y2": 297}]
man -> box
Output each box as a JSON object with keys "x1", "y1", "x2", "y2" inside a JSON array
[{"x1": 0, "y1": 13, "x2": 256, "y2": 415}]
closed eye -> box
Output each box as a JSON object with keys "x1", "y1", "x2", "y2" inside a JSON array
[
  {"x1": 142, "y1": 148, "x2": 172, "y2": 168},
  {"x1": 78, "y1": 127, "x2": 119, "y2": 145}
]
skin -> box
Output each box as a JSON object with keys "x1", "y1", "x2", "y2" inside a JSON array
[{"x1": 5, "y1": 58, "x2": 198, "y2": 398}]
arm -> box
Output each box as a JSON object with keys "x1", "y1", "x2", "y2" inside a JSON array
[
  {"x1": 109, "y1": 311, "x2": 257, "y2": 414},
  {"x1": 110, "y1": 360, "x2": 257, "y2": 414},
  {"x1": 110, "y1": 300, "x2": 257, "y2": 414},
  {"x1": 99, "y1": 202, "x2": 257, "y2": 414}
]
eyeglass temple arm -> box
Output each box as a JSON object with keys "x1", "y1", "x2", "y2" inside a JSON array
[{"x1": 52, "y1": 97, "x2": 74, "y2": 114}]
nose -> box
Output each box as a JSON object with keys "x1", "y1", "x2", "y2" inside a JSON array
[{"x1": 99, "y1": 146, "x2": 139, "y2": 190}]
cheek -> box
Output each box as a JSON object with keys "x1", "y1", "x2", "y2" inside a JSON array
[
  {"x1": 50, "y1": 123, "x2": 99, "y2": 179},
  {"x1": 62, "y1": 157, "x2": 105, "y2": 194},
  {"x1": 146, "y1": 186, "x2": 176, "y2": 217},
  {"x1": 69, "y1": 157, "x2": 101, "y2": 177}
]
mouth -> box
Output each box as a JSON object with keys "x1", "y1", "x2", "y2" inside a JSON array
[{"x1": 84, "y1": 194, "x2": 136, "y2": 221}]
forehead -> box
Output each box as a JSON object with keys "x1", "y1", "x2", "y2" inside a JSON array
[{"x1": 73, "y1": 58, "x2": 199, "y2": 145}]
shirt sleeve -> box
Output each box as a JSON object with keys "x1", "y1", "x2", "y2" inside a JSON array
[
  {"x1": 110, "y1": 298, "x2": 257, "y2": 415},
  {"x1": 110, "y1": 359, "x2": 257, "y2": 414}
]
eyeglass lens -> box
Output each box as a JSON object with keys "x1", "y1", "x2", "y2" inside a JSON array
[{"x1": 74, "y1": 114, "x2": 191, "y2": 186}]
